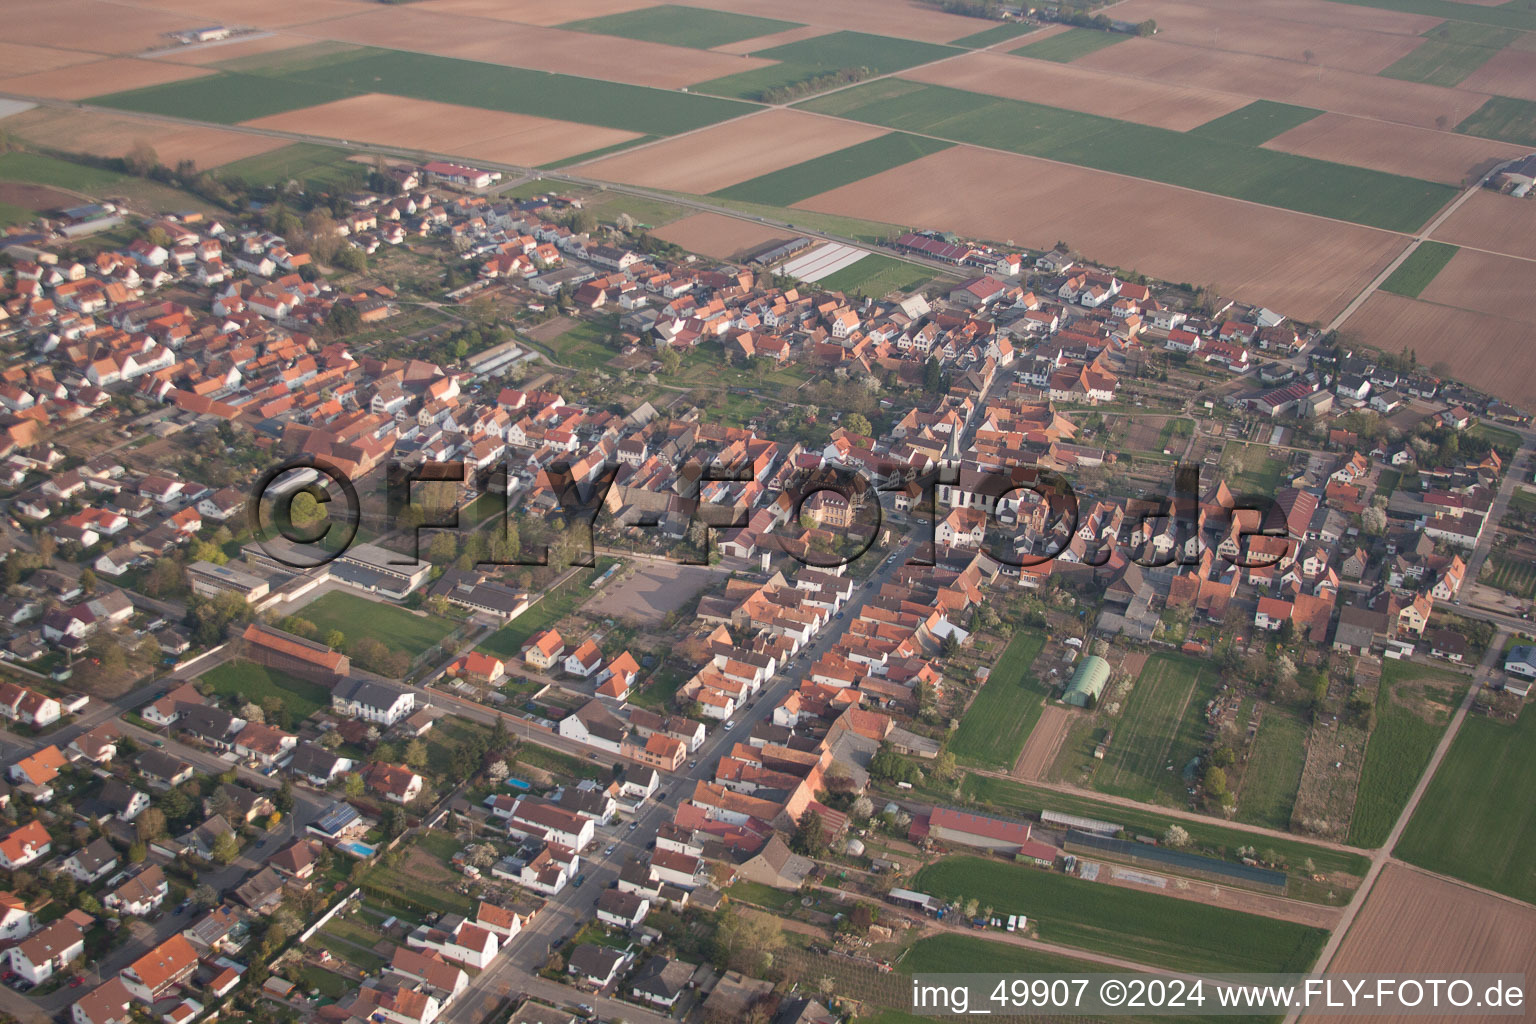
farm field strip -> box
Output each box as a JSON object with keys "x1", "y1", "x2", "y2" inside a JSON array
[
  {"x1": 1097, "y1": 652, "x2": 1215, "y2": 805},
  {"x1": 712, "y1": 131, "x2": 952, "y2": 206},
  {"x1": 692, "y1": 30, "x2": 962, "y2": 100},
  {"x1": 648, "y1": 211, "x2": 801, "y2": 260},
  {"x1": 1457, "y1": 94, "x2": 1536, "y2": 147},
  {"x1": 1379, "y1": 22, "x2": 1523, "y2": 86},
  {"x1": 0, "y1": 56, "x2": 213, "y2": 101},
  {"x1": 1431, "y1": 188, "x2": 1536, "y2": 260},
  {"x1": 1235, "y1": 711, "x2": 1309, "y2": 830},
  {"x1": 1378, "y1": 240, "x2": 1460, "y2": 297},
  {"x1": 1, "y1": 106, "x2": 287, "y2": 169},
  {"x1": 558, "y1": 4, "x2": 802, "y2": 49},
  {"x1": 948, "y1": 21, "x2": 1038, "y2": 49},
  {"x1": 1011, "y1": 27, "x2": 1129, "y2": 63},
  {"x1": 1188, "y1": 100, "x2": 1324, "y2": 145},
  {"x1": 949, "y1": 630, "x2": 1048, "y2": 768},
  {"x1": 1261, "y1": 111, "x2": 1527, "y2": 186},
  {"x1": 1416, "y1": 246, "x2": 1536, "y2": 326},
  {"x1": 812, "y1": 252, "x2": 936, "y2": 297}
]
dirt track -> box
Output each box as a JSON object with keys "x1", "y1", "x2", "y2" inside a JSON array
[{"x1": 1014, "y1": 704, "x2": 1073, "y2": 781}]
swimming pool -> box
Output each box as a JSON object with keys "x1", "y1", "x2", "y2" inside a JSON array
[{"x1": 336, "y1": 840, "x2": 376, "y2": 858}]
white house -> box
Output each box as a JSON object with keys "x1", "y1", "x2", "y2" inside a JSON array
[
  {"x1": 8, "y1": 917, "x2": 85, "y2": 984},
  {"x1": 0, "y1": 821, "x2": 52, "y2": 869},
  {"x1": 0, "y1": 892, "x2": 36, "y2": 943},
  {"x1": 331, "y1": 678, "x2": 416, "y2": 726},
  {"x1": 1505, "y1": 645, "x2": 1536, "y2": 681}
]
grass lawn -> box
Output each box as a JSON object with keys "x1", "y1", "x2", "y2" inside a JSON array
[
  {"x1": 300, "y1": 590, "x2": 455, "y2": 659},
  {"x1": 1380, "y1": 241, "x2": 1460, "y2": 298},
  {"x1": 542, "y1": 318, "x2": 618, "y2": 369},
  {"x1": 813, "y1": 252, "x2": 933, "y2": 297},
  {"x1": 216, "y1": 142, "x2": 365, "y2": 189},
  {"x1": 1469, "y1": 421, "x2": 1523, "y2": 451},
  {"x1": 1485, "y1": 553, "x2": 1536, "y2": 599},
  {"x1": 1347, "y1": 659, "x2": 1470, "y2": 847},
  {"x1": 1011, "y1": 27, "x2": 1129, "y2": 62},
  {"x1": 299, "y1": 965, "x2": 353, "y2": 1000},
  {"x1": 948, "y1": 630, "x2": 1048, "y2": 769},
  {"x1": 0, "y1": 151, "x2": 124, "y2": 191},
  {"x1": 1380, "y1": 22, "x2": 1520, "y2": 87},
  {"x1": 796, "y1": 80, "x2": 1454, "y2": 232},
  {"x1": 914, "y1": 857, "x2": 1329, "y2": 973},
  {"x1": 949, "y1": 21, "x2": 1038, "y2": 48},
  {"x1": 559, "y1": 5, "x2": 801, "y2": 48},
  {"x1": 515, "y1": 741, "x2": 606, "y2": 781},
  {"x1": 1395, "y1": 707, "x2": 1536, "y2": 902},
  {"x1": 1458, "y1": 94, "x2": 1536, "y2": 146},
  {"x1": 713, "y1": 132, "x2": 952, "y2": 206},
  {"x1": 476, "y1": 561, "x2": 617, "y2": 659},
  {"x1": 1096, "y1": 652, "x2": 1219, "y2": 805},
  {"x1": 1376, "y1": 467, "x2": 1402, "y2": 498},
  {"x1": 1220, "y1": 442, "x2": 1291, "y2": 495},
  {"x1": 585, "y1": 191, "x2": 691, "y2": 228},
  {"x1": 1235, "y1": 711, "x2": 1308, "y2": 830},
  {"x1": 1188, "y1": 100, "x2": 1324, "y2": 146},
  {"x1": 695, "y1": 31, "x2": 960, "y2": 100},
  {"x1": 199, "y1": 659, "x2": 331, "y2": 720}
]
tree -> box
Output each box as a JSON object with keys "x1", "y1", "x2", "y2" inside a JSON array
[
  {"x1": 404, "y1": 739, "x2": 428, "y2": 771},
  {"x1": 79, "y1": 568, "x2": 98, "y2": 593},
  {"x1": 843, "y1": 413, "x2": 872, "y2": 437},
  {"x1": 239, "y1": 701, "x2": 265, "y2": 725},
  {"x1": 712, "y1": 908, "x2": 783, "y2": 974},
  {"x1": 325, "y1": 629, "x2": 346, "y2": 650},
  {"x1": 1204, "y1": 765, "x2": 1228, "y2": 798},
  {"x1": 125, "y1": 140, "x2": 159, "y2": 176},
  {"x1": 791, "y1": 809, "x2": 827, "y2": 857},
  {"x1": 136, "y1": 807, "x2": 168, "y2": 842},
  {"x1": 1163, "y1": 824, "x2": 1190, "y2": 848},
  {"x1": 1361, "y1": 505, "x2": 1387, "y2": 536},
  {"x1": 343, "y1": 773, "x2": 365, "y2": 799},
  {"x1": 211, "y1": 830, "x2": 241, "y2": 865},
  {"x1": 128, "y1": 840, "x2": 148, "y2": 864}
]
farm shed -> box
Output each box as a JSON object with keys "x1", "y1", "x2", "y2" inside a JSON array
[
  {"x1": 1063, "y1": 655, "x2": 1110, "y2": 707},
  {"x1": 1062, "y1": 829, "x2": 1287, "y2": 894}
]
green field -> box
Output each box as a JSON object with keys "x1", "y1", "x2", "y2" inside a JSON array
[
  {"x1": 1011, "y1": 27, "x2": 1129, "y2": 62},
  {"x1": 1189, "y1": 101, "x2": 1324, "y2": 146},
  {"x1": 1220, "y1": 442, "x2": 1291, "y2": 495},
  {"x1": 199, "y1": 659, "x2": 332, "y2": 721},
  {"x1": 713, "y1": 132, "x2": 952, "y2": 205},
  {"x1": 299, "y1": 591, "x2": 455, "y2": 659},
  {"x1": 0, "y1": 151, "x2": 125, "y2": 191},
  {"x1": 1236, "y1": 712, "x2": 1308, "y2": 830},
  {"x1": 1347, "y1": 660, "x2": 1470, "y2": 847},
  {"x1": 1485, "y1": 553, "x2": 1536, "y2": 599},
  {"x1": 476, "y1": 560, "x2": 617, "y2": 659},
  {"x1": 560, "y1": 5, "x2": 801, "y2": 48},
  {"x1": 1096, "y1": 652, "x2": 1218, "y2": 805},
  {"x1": 949, "y1": 21, "x2": 1038, "y2": 48},
  {"x1": 694, "y1": 31, "x2": 959, "y2": 100},
  {"x1": 814, "y1": 253, "x2": 933, "y2": 297},
  {"x1": 216, "y1": 142, "x2": 365, "y2": 189},
  {"x1": 0, "y1": 201, "x2": 34, "y2": 227},
  {"x1": 541, "y1": 319, "x2": 618, "y2": 370},
  {"x1": 1331, "y1": 0, "x2": 1536, "y2": 32},
  {"x1": 1396, "y1": 708, "x2": 1536, "y2": 903},
  {"x1": 1379, "y1": 241, "x2": 1460, "y2": 298},
  {"x1": 1381, "y1": 23, "x2": 1521, "y2": 87},
  {"x1": 948, "y1": 630, "x2": 1048, "y2": 769},
  {"x1": 915, "y1": 857, "x2": 1329, "y2": 974},
  {"x1": 797, "y1": 80, "x2": 1455, "y2": 232},
  {"x1": 959, "y1": 772, "x2": 1370, "y2": 885},
  {"x1": 94, "y1": 47, "x2": 755, "y2": 136},
  {"x1": 1458, "y1": 94, "x2": 1536, "y2": 146}
]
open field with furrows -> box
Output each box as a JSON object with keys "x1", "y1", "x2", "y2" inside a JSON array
[
  {"x1": 915, "y1": 857, "x2": 1329, "y2": 974},
  {"x1": 1378, "y1": 241, "x2": 1460, "y2": 297},
  {"x1": 575, "y1": 108, "x2": 886, "y2": 193},
  {"x1": 244, "y1": 94, "x2": 642, "y2": 168},
  {"x1": 1094, "y1": 651, "x2": 1219, "y2": 806},
  {"x1": 1072, "y1": 37, "x2": 1491, "y2": 131},
  {"x1": 949, "y1": 631, "x2": 1049, "y2": 769},
  {"x1": 1349, "y1": 291, "x2": 1536, "y2": 408},
  {"x1": 693, "y1": 30, "x2": 960, "y2": 100},
  {"x1": 713, "y1": 132, "x2": 952, "y2": 206},
  {"x1": 1457, "y1": 43, "x2": 1536, "y2": 102},
  {"x1": 0, "y1": 42, "x2": 98, "y2": 75},
  {"x1": 1262, "y1": 111, "x2": 1526, "y2": 184},
  {"x1": 793, "y1": 144, "x2": 1405, "y2": 324},
  {"x1": 1457, "y1": 94, "x2": 1536, "y2": 147},
  {"x1": 1319, "y1": 863, "x2": 1536, "y2": 1024},
  {"x1": 4, "y1": 0, "x2": 214, "y2": 54},
  {"x1": 423, "y1": 0, "x2": 657, "y2": 28},
  {"x1": 1, "y1": 107, "x2": 287, "y2": 169},
  {"x1": 117, "y1": 0, "x2": 361, "y2": 30},
  {"x1": 153, "y1": 32, "x2": 315, "y2": 65},
  {"x1": 1347, "y1": 659, "x2": 1469, "y2": 848},
  {"x1": 0, "y1": 57, "x2": 211, "y2": 100},
  {"x1": 1417, "y1": 247, "x2": 1536, "y2": 326},
  {"x1": 648, "y1": 212, "x2": 800, "y2": 260},
  {"x1": 1395, "y1": 707, "x2": 1536, "y2": 903},
  {"x1": 1380, "y1": 22, "x2": 1521, "y2": 86},
  {"x1": 559, "y1": 4, "x2": 801, "y2": 48},
  {"x1": 799, "y1": 78, "x2": 1456, "y2": 232},
  {"x1": 901, "y1": 50, "x2": 1249, "y2": 130},
  {"x1": 1101, "y1": 0, "x2": 1438, "y2": 73},
  {"x1": 1431, "y1": 188, "x2": 1536, "y2": 260}
]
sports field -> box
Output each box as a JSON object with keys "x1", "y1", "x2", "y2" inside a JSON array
[
  {"x1": 813, "y1": 252, "x2": 933, "y2": 297},
  {"x1": 948, "y1": 630, "x2": 1048, "y2": 769},
  {"x1": 914, "y1": 857, "x2": 1329, "y2": 974},
  {"x1": 1011, "y1": 27, "x2": 1128, "y2": 63},
  {"x1": 1189, "y1": 100, "x2": 1324, "y2": 146},
  {"x1": 1236, "y1": 711, "x2": 1308, "y2": 830},
  {"x1": 559, "y1": 5, "x2": 801, "y2": 49},
  {"x1": 299, "y1": 590, "x2": 455, "y2": 660},
  {"x1": 693, "y1": 30, "x2": 959, "y2": 100},
  {"x1": 1095, "y1": 652, "x2": 1219, "y2": 805},
  {"x1": 1379, "y1": 240, "x2": 1460, "y2": 297},
  {"x1": 1347, "y1": 659, "x2": 1469, "y2": 848},
  {"x1": 797, "y1": 80, "x2": 1455, "y2": 231},
  {"x1": 1395, "y1": 707, "x2": 1536, "y2": 903},
  {"x1": 1458, "y1": 94, "x2": 1536, "y2": 146},
  {"x1": 712, "y1": 132, "x2": 951, "y2": 205},
  {"x1": 1379, "y1": 22, "x2": 1520, "y2": 87}
]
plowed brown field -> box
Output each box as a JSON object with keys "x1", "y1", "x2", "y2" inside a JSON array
[
  {"x1": 0, "y1": 58, "x2": 211, "y2": 100},
  {"x1": 651, "y1": 212, "x2": 801, "y2": 259},
  {"x1": 0, "y1": 42, "x2": 98, "y2": 76},
  {"x1": 1262, "y1": 113, "x2": 1525, "y2": 185},
  {"x1": 4, "y1": 107, "x2": 286, "y2": 168},
  {"x1": 1349, "y1": 291, "x2": 1535, "y2": 406},
  {"x1": 1457, "y1": 48, "x2": 1536, "y2": 103},
  {"x1": 1418, "y1": 249, "x2": 1536, "y2": 327},
  {"x1": 1431, "y1": 189, "x2": 1536, "y2": 261},
  {"x1": 3, "y1": 0, "x2": 204, "y2": 54}
]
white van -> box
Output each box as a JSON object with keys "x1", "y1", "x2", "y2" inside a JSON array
[{"x1": 1006, "y1": 915, "x2": 1017, "y2": 932}]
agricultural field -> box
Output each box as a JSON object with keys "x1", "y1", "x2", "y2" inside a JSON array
[
  {"x1": 1093, "y1": 652, "x2": 1220, "y2": 806},
  {"x1": 93, "y1": 71, "x2": 356, "y2": 125},
  {"x1": 1379, "y1": 240, "x2": 1460, "y2": 297},
  {"x1": 712, "y1": 132, "x2": 952, "y2": 206},
  {"x1": 559, "y1": 5, "x2": 801, "y2": 49},
  {"x1": 914, "y1": 857, "x2": 1329, "y2": 974},
  {"x1": 1235, "y1": 711, "x2": 1309, "y2": 830},
  {"x1": 1188, "y1": 100, "x2": 1324, "y2": 146},
  {"x1": 812, "y1": 252, "x2": 933, "y2": 297},
  {"x1": 299, "y1": 591, "x2": 456, "y2": 660},
  {"x1": 1395, "y1": 707, "x2": 1536, "y2": 903},
  {"x1": 1347, "y1": 659, "x2": 1470, "y2": 848},
  {"x1": 1484, "y1": 553, "x2": 1536, "y2": 599},
  {"x1": 1458, "y1": 94, "x2": 1536, "y2": 147},
  {"x1": 0, "y1": 150, "x2": 125, "y2": 191},
  {"x1": 693, "y1": 30, "x2": 959, "y2": 100},
  {"x1": 215, "y1": 142, "x2": 366, "y2": 189},
  {"x1": 948, "y1": 630, "x2": 1048, "y2": 769},
  {"x1": 1011, "y1": 27, "x2": 1128, "y2": 63},
  {"x1": 1379, "y1": 22, "x2": 1521, "y2": 87},
  {"x1": 1261, "y1": 111, "x2": 1524, "y2": 186},
  {"x1": 199, "y1": 659, "x2": 332, "y2": 722},
  {"x1": 796, "y1": 80, "x2": 1455, "y2": 232},
  {"x1": 649, "y1": 211, "x2": 801, "y2": 260},
  {"x1": 949, "y1": 21, "x2": 1038, "y2": 49}
]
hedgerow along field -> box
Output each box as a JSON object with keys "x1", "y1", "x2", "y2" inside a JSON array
[
  {"x1": 692, "y1": 30, "x2": 960, "y2": 101},
  {"x1": 1095, "y1": 651, "x2": 1219, "y2": 806},
  {"x1": 947, "y1": 629, "x2": 1048, "y2": 769},
  {"x1": 559, "y1": 4, "x2": 801, "y2": 49},
  {"x1": 712, "y1": 131, "x2": 952, "y2": 206},
  {"x1": 1189, "y1": 100, "x2": 1324, "y2": 146},
  {"x1": 1379, "y1": 241, "x2": 1460, "y2": 297},
  {"x1": 1395, "y1": 706, "x2": 1536, "y2": 903},
  {"x1": 1347, "y1": 659, "x2": 1470, "y2": 847},
  {"x1": 915, "y1": 856, "x2": 1329, "y2": 974},
  {"x1": 797, "y1": 79, "x2": 1456, "y2": 232},
  {"x1": 93, "y1": 47, "x2": 757, "y2": 136}
]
